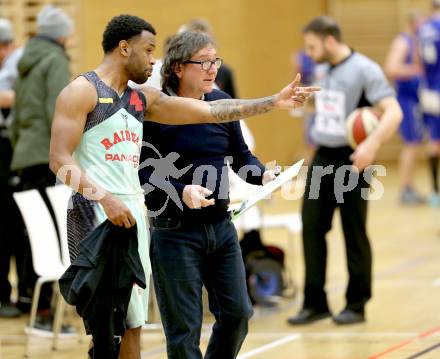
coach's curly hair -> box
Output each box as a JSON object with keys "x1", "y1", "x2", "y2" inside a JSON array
[
  {"x1": 102, "y1": 14, "x2": 156, "y2": 53},
  {"x1": 161, "y1": 31, "x2": 215, "y2": 93}
]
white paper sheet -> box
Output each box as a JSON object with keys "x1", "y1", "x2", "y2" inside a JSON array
[{"x1": 230, "y1": 158, "x2": 304, "y2": 221}]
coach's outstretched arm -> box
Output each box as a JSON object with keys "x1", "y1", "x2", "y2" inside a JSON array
[{"x1": 143, "y1": 73, "x2": 320, "y2": 125}]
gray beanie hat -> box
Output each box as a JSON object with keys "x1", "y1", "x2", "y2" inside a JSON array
[
  {"x1": 37, "y1": 5, "x2": 73, "y2": 40},
  {"x1": 0, "y1": 18, "x2": 13, "y2": 43}
]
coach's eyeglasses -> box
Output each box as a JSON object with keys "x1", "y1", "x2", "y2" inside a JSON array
[{"x1": 184, "y1": 58, "x2": 223, "y2": 71}]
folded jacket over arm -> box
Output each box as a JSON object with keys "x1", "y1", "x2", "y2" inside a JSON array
[{"x1": 59, "y1": 220, "x2": 146, "y2": 359}]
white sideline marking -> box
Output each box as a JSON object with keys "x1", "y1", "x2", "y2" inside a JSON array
[
  {"x1": 244, "y1": 331, "x2": 440, "y2": 339},
  {"x1": 232, "y1": 331, "x2": 440, "y2": 359},
  {"x1": 237, "y1": 334, "x2": 301, "y2": 359}
]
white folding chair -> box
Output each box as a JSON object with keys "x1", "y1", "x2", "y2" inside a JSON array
[
  {"x1": 13, "y1": 189, "x2": 68, "y2": 357},
  {"x1": 46, "y1": 185, "x2": 72, "y2": 267},
  {"x1": 46, "y1": 185, "x2": 77, "y2": 348}
]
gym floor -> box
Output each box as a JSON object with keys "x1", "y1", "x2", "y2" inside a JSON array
[{"x1": 1, "y1": 161, "x2": 440, "y2": 359}]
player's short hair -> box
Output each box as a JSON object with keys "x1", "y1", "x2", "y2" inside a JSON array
[
  {"x1": 433, "y1": 0, "x2": 440, "y2": 10},
  {"x1": 303, "y1": 16, "x2": 342, "y2": 42},
  {"x1": 102, "y1": 14, "x2": 156, "y2": 53},
  {"x1": 161, "y1": 31, "x2": 215, "y2": 93}
]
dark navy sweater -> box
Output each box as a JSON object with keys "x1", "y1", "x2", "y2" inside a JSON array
[{"x1": 139, "y1": 89, "x2": 265, "y2": 222}]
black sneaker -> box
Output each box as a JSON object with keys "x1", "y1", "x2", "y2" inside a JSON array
[
  {"x1": 287, "y1": 308, "x2": 332, "y2": 325},
  {"x1": 333, "y1": 309, "x2": 365, "y2": 325},
  {"x1": 25, "y1": 314, "x2": 76, "y2": 337},
  {"x1": 400, "y1": 187, "x2": 425, "y2": 205},
  {"x1": 0, "y1": 303, "x2": 22, "y2": 318},
  {"x1": 16, "y1": 296, "x2": 32, "y2": 313}
]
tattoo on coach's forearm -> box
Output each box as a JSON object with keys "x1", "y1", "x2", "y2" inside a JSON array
[{"x1": 209, "y1": 96, "x2": 276, "y2": 122}]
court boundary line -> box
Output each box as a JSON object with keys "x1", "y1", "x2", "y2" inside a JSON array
[
  {"x1": 367, "y1": 325, "x2": 440, "y2": 359},
  {"x1": 405, "y1": 341, "x2": 440, "y2": 359}
]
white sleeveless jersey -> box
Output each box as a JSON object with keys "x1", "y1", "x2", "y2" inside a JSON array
[{"x1": 73, "y1": 71, "x2": 146, "y2": 195}]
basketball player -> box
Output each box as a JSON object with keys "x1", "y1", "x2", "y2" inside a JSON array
[
  {"x1": 291, "y1": 49, "x2": 317, "y2": 158},
  {"x1": 385, "y1": 12, "x2": 425, "y2": 205},
  {"x1": 417, "y1": 0, "x2": 440, "y2": 206},
  {"x1": 287, "y1": 16, "x2": 402, "y2": 326},
  {"x1": 49, "y1": 14, "x2": 317, "y2": 359}
]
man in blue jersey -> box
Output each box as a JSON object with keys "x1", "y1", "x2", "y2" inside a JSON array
[
  {"x1": 291, "y1": 50, "x2": 317, "y2": 153},
  {"x1": 292, "y1": 50, "x2": 316, "y2": 87},
  {"x1": 385, "y1": 12, "x2": 425, "y2": 205},
  {"x1": 49, "y1": 14, "x2": 317, "y2": 359},
  {"x1": 417, "y1": 0, "x2": 440, "y2": 205}
]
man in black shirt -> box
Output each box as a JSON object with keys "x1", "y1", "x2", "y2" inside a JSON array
[{"x1": 139, "y1": 31, "x2": 277, "y2": 359}]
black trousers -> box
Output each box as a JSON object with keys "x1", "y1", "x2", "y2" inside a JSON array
[
  {"x1": 150, "y1": 216, "x2": 252, "y2": 359},
  {"x1": 0, "y1": 137, "x2": 28, "y2": 304},
  {"x1": 301, "y1": 146, "x2": 372, "y2": 313}
]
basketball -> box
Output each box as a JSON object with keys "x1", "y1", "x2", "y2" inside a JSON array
[{"x1": 346, "y1": 107, "x2": 380, "y2": 149}]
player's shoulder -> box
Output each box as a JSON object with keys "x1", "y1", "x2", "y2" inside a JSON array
[
  {"x1": 394, "y1": 32, "x2": 412, "y2": 45},
  {"x1": 57, "y1": 75, "x2": 97, "y2": 109},
  {"x1": 66, "y1": 75, "x2": 96, "y2": 94},
  {"x1": 134, "y1": 84, "x2": 162, "y2": 102}
]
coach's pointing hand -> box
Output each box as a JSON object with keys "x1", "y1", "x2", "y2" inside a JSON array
[{"x1": 274, "y1": 73, "x2": 320, "y2": 109}]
